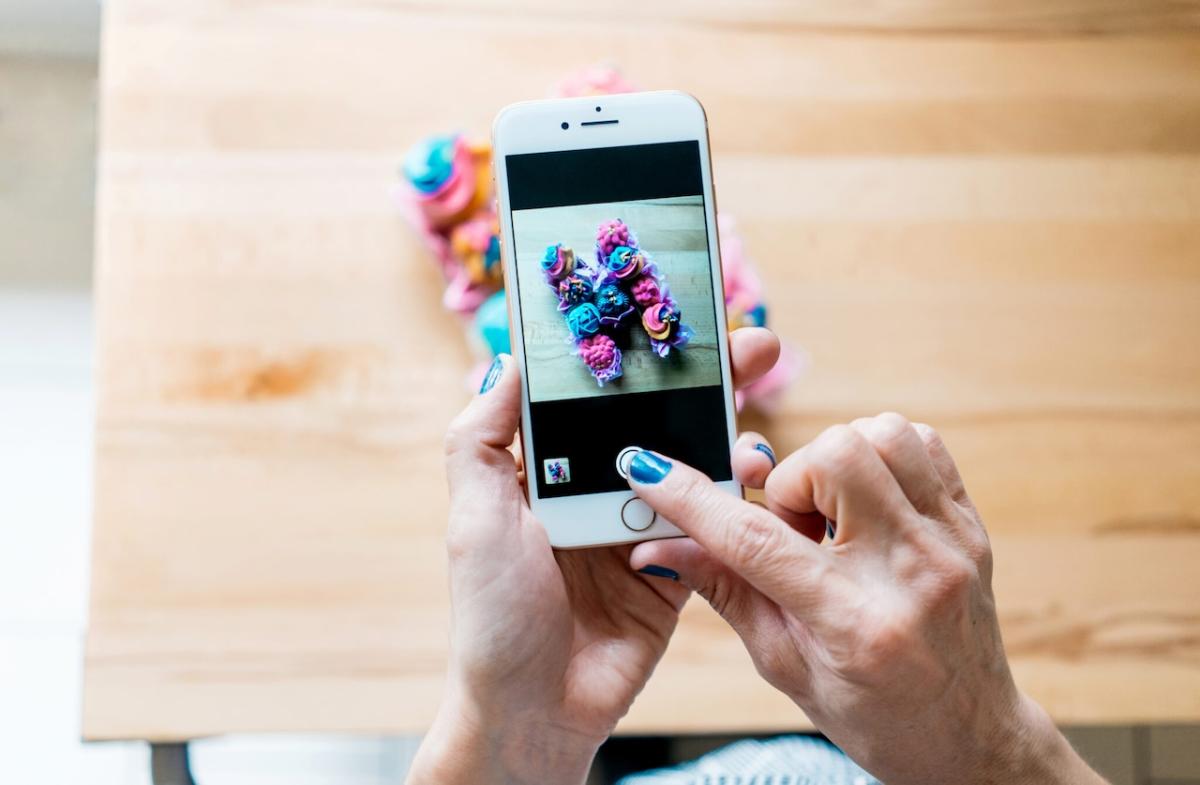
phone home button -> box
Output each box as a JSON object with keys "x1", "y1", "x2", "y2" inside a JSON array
[{"x1": 620, "y1": 498, "x2": 656, "y2": 532}]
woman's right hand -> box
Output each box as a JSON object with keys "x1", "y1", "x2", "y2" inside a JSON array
[{"x1": 625, "y1": 413, "x2": 1106, "y2": 785}]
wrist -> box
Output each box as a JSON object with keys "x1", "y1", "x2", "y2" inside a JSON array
[
  {"x1": 978, "y1": 692, "x2": 1107, "y2": 785},
  {"x1": 407, "y1": 684, "x2": 604, "y2": 785}
]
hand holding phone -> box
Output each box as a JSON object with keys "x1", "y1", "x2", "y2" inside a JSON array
[
  {"x1": 493, "y1": 91, "x2": 741, "y2": 548},
  {"x1": 406, "y1": 328, "x2": 781, "y2": 785}
]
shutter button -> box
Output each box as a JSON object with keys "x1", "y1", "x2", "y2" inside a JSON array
[{"x1": 615, "y1": 445, "x2": 642, "y2": 479}]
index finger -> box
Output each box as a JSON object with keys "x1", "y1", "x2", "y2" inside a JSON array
[
  {"x1": 626, "y1": 450, "x2": 837, "y2": 615},
  {"x1": 765, "y1": 424, "x2": 915, "y2": 543}
]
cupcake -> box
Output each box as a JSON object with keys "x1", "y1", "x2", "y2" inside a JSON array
[
  {"x1": 642, "y1": 301, "x2": 680, "y2": 341},
  {"x1": 541, "y1": 244, "x2": 576, "y2": 281},
  {"x1": 596, "y1": 219, "x2": 634, "y2": 262},
  {"x1": 606, "y1": 246, "x2": 644, "y2": 280},
  {"x1": 596, "y1": 283, "x2": 630, "y2": 316},
  {"x1": 566, "y1": 302, "x2": 602, "y2": 338},
  {"x1": 579, "y1": 333, "x2": 618, "y2": 372},
  {"x1": 630, "y1": 275, "x2": 661, "y2": 307},
  {"x1": 558, "y1": 274, "x2": 593, "y2": 306},
  {"x1": 401, "y1": 135, "x2": 489, "y2": 230},
  {"x1": 450, "y1": 217, "x2": 502, "y2": 286}
]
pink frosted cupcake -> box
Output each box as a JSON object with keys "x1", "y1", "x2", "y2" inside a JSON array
[
  {"x1": 596, "y1": 219, "x2": 634, "y2": 264},
  {"x1": 578, "y1": 333, "x2": 622, "y2": 384},
  {"x1": 630, "y1": 275, "x2": 661, "y2": 307}
]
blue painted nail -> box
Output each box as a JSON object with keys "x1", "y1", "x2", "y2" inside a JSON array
[
  {"x1": 753, "y1": 442, "x2": 777, "y2": 467},
  {"x1": 638, "y1": 564, "x2": 679, "y2": 580},
  {"x1": 629, "y1": 451, "x2": 672, "y2": 484},
  {"x1": 479, "y1": 355, "x2": 504, "y2": 394},
  {"x1": 826, "y1": 517, "x2": 837, "y2": 541}
]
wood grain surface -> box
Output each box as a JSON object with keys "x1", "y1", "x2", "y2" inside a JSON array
[{"x1": 85, "y1": 0, "x2": 1200, "y2": 740}]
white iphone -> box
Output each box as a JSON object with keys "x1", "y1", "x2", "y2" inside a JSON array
[{"x1": 492, "y1": 91, "x2": 741, "y2": 548}]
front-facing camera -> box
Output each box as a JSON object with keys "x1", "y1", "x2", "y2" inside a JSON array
[{"x1": 561, "y1": 121, "x2": 569, "y2": 130}]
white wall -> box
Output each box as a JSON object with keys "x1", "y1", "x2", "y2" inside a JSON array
[
  {"x1": 0, "y1": 54, "x2": 97, "y2": 288},
  {"x1": 0, "y1": 0, "x2": 100, "y2": 57}
]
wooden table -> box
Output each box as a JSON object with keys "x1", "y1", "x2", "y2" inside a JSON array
[{"x1": 85, "y1": 0, "x2": 1200, "y2": 742}]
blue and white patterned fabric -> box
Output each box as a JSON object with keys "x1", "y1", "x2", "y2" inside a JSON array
[{"x1": 617, "y1": 736, "x2": 879, "y2": 785}]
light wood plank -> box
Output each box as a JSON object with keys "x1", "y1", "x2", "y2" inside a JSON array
[
  {"x1": 110, "y1": 0, "x2": 1200, "y2": 35},
  {"x1": 98, "y1": 17, "x2": 1200, "y2": 155}
]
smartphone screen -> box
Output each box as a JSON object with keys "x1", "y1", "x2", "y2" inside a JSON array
[{"x1": 505, "y1": 141, "x2": 733, "y2": 499}]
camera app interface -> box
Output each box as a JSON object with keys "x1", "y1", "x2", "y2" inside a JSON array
[{"x1": 506, "y1": 141, "x2": 732, "y2": 498}]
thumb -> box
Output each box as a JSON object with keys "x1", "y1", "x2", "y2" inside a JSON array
[{"x1": 444, "y1": 354, "x2": 521, "y2": 499}]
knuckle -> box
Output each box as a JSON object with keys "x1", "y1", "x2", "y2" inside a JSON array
[
  {"x1": 913, "y1": 422, "x2": 945, "y2": 453},
  {"x1": 924, "y1": 551, "x2": 977, "y2": 610},
  {"x1": 698, "y1": 573, "x2": 742, "y2": 623},
  {"x1": 847, "y1": 416, "x2": 873, "y2": 433},
  {"x1": 890, "y1": 537, "x2": 927, "y2": 581},
  {"x1": 675, "y1": 472, "x2": 718, "y2": 520},
  {"x1": 443, "y1": 413, "x2": 472, "y2": 459},
  {"x1": 977, "y1": 542, "x2": 994, "y2": 581},
  {"x1": 444, "y1": 528, "x2": 471, "y2": 563},
  {"x1": 967, "y1": 529, "x2": 995, "y2": 578},
  {"x1": 762, "y1": 464, "x2": 788, "y2": 501},
  {"x1": 753, "y1": 645, "x2": 793, "y2": 686},
  {"x1": 867, "y1": 411, "x2": 913, "y2": 452},
  {"x1": 808, "y1": 424, "x2": 866, "y2": 478},
  {"x1": 843, "y1": 610, "x2": 917, "y2": 677},
  {"x1": 945, "y1": 504, "x2": 993, "y2": 574},
  {"x1": 725, "y1": 510, "x2": 785, "y2": 568},
  {"x1": 868, "y1": 617, "x2": 913, "y2": 660}
]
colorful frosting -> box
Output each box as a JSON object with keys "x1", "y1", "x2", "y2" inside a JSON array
[
  {"x1": 397, "y1": 132, "x2": 498, "y2": 316},
  {"x1": 450, "y1": 217, "x2": 502, "y2": 286},
  {"x1": 540, "y1": 242, "x2": 627, "y2": 385},
  {"x1": 642, "y1": 301, "x2": 680, "y2": 341},
  {"x1": 402, "y1": 134, "x2": 489, "y2": 232},
  {"x1": 402, "y1": 134, "x2": 457, "y2": 194},
  {"x1": 606, "y1": 246, "x2": 645, "y2": 280},
  {"x1": 578, "y1": 333, "x2": 622, "y2": 384},
  {"x1": 596, "y1": 219, "x2": 634, "y2": 264},
  {"x1": 630, "y1": 275, "x2": 661, "y2": 307},
  {"x1": 473, "y1": 289, "x2": 511, "y2": 357},
  {"x1": 594, "y1": 218, "x2": 691, "y2": 356},
  {"x1": 566, "y1": 302, "x2": 602, "y2": 338},
  {"x1": 541, "y1": 243, "x2": 576, "y2": 281},
  {"x1": 558, "y1": 274, "x2": 593, "y2": 306},
  {"x1": 595, "y1": 284, "x2": 625, "y2": 314}
]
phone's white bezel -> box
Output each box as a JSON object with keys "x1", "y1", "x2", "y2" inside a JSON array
[{"x1": 492, "y1": 91, "x2": 741, "y2": 549}]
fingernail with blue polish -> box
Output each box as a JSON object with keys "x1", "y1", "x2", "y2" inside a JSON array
[
  {"x1": 479, "y1": 356, "x2": 504, "y2": 394},
  {"x1": 638, "y1": 564, "x2": 679, "y2": 581},
  {"x1": 629, "y1": 451, "x2": 672, "y2": 484},
  {"x1": 826, "y1": 517, "x2": 837, "y2": 541},
  {"x1": 753, "y1": 442, "x2": 777, "y2": 467}
]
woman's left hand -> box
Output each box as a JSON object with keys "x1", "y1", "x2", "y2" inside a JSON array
[{"x1": 407, "y1": 327, "x2": 782, "y2": 785}]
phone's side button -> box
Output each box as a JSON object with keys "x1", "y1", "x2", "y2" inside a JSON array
[{"x1": 620, "y1": 498, "x2": 656, "y2": 532}]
